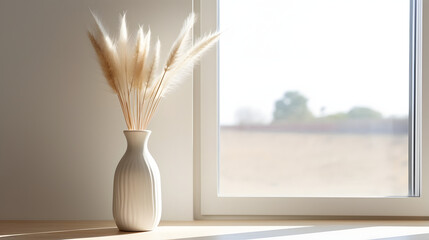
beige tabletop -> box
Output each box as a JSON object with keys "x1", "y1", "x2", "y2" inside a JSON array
[{"x1": 2, "y1": 220, "x2": 429, "y2": 239}]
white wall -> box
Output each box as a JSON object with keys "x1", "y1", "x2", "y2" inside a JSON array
[{"x1": 0, "y1": 0, "x2": 193, "y2": 220}]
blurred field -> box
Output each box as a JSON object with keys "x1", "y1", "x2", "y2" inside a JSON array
[{"x1": 219, "y1": 128, "x2": 409, "y2": 197}]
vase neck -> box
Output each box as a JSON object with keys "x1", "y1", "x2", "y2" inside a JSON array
[{"x1": 124, "y1": 130, "x2": 151, "y2": 151}]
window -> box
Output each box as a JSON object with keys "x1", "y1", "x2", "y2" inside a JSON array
[
  {"x1": 219, "y1": 0, "x2": 410, "y2": 198},
  {"x1": 196, "y1": 0, "x2": 424, "y2": 217}
]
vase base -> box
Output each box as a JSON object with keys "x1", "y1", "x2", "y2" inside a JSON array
[{"x1": 116, "y1": 226, "x2": 155, "y2": 232}]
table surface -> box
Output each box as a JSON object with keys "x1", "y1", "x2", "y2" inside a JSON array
[{"x1": 2, "y1": 220, "x2": 429, "y2": 239}]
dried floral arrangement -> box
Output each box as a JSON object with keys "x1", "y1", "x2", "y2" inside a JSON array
[{"x1": 88, "y1": 13, "x2": 220, "y2": 130}]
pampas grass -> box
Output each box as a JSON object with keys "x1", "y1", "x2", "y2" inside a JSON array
[{"x1": 88, "y1": 13, "x2": 220, "y2": 130}]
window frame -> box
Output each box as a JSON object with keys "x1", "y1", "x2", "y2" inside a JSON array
[{"x1": 194, "y1": 0, "x2": 425, "y2": 218}]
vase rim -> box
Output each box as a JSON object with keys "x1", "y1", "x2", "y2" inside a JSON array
[{"x1": 123, "y1": 130, "x2": 151, "y2": 133}]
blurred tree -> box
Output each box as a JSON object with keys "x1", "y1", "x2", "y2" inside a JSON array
[
  {"x1": 235, "y1": 107, "x2": 266, "y2": 125},
  {"x1": 347, "y1": 107, "x2": 382, "y2": 119},
  {"x1": 322, "y1": 112, "x2": 348, "y2": 121},
  {"x1": 273, "y1": 91, "x2": 314, "y2": 122}
]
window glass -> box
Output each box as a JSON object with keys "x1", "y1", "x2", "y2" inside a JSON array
[{"x1": 219, "y1": 0, "x2": 410, "y2": 197}]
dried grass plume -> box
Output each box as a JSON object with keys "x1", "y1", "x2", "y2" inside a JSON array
[{"x1": 88, "y1": 12, "x2": 220, "y2": 130}]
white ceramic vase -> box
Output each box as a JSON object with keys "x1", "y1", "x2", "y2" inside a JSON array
[{"x1": 113, "y1": 130, "x2": 162, "y2": 231}]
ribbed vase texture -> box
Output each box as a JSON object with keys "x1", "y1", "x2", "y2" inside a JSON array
[{"x1": 113, "y1": 130, "x2": 162, "y2": 231}]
